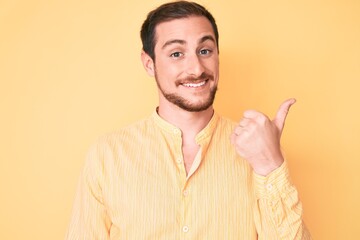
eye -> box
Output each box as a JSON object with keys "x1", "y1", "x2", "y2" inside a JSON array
[
  {"x1": 199, "y1": 49, "x2": 212, "y2": 55},
  {"x1": 170, "y1": 52, "x2": 183, "y2": 58}
]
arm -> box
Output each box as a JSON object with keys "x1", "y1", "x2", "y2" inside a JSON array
[
  {"x1": 65, "y1": 144, "x2": 111, "y2": 240},
  {"x1": 231, "y1": 99, "x2": 311, "y2": 239}
]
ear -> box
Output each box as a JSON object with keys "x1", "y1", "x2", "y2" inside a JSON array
[{"x1": 141, "y1": 50, "x2": 155, "y2": 77}]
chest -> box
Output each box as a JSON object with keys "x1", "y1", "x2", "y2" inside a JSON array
[{"x1": 101, "y1": 141, "x2": 255, "y2": 238}]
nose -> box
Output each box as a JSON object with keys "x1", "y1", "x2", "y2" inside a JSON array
[{"x1": 185, "y1": 54, "x2": 205, "y2": 78}]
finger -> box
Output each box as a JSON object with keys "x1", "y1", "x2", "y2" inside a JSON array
[
  {"x1": 273, "y1": 98, "x2": 296, "y2": 132},
  {"x1": 234, "y1": 126, "x2": 243, "y2": 136},
  {"x1": 238, "y1": 118, "x2": 251, "y2": 128},
  {"x1": 243, "y1": 110, "x2": 263, "y2": 119}
]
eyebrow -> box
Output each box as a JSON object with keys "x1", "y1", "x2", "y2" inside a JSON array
[
  {"x1": 199, "y1": 35, "x2": 216, "y2": 44},
  {"x1": 161, "y1": 39, "x2": 186, "y2": 49},
  {"x1": 161, "y1": 35, "x2": 216, "y2": 50}
]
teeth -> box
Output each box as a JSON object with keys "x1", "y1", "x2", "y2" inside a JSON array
[{"x1": 183, "y1": 81, "x2": 206, "y2": 88}]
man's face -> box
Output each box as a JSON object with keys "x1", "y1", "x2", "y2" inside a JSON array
[{"x1": 151, "y1": 16, "x2": 219, "y2": 112}]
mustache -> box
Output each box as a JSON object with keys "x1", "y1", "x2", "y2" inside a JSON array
[{"x1": 175, "y1": 72, "x2": 214, "y2": 86}]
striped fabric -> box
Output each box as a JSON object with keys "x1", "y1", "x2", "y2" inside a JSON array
[{"x1": 65, "y1": 111, "x2": 311, "y2": 239}]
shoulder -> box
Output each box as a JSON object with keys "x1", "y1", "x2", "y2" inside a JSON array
[
  {"x1": 215, "y1": 114, "x2": 237, "y2": 133},
  {"x1": 94, "y1": 115, "x2": 155, "y2": 148},
  {"x1": 80, "y1": 115, "x2": 156, "y2": 175},
  {"x1": 85, "y1": 115, "x2": 154, "y2": 159}
]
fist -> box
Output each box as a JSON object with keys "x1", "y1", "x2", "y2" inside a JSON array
[{"x1": 231, "y1": 99, "x2": 296, "y2": 176}]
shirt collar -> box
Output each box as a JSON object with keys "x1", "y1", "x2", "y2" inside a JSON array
[{"x1": 151, "y1": 108, "x2": 220, "y2": 144}]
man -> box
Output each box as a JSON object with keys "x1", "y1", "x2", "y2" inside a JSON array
[{"x1": 66, "y1": 1, "x2": 311, "y2": 239}]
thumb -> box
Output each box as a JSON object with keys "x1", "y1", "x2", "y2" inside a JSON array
[{"x1": 273, "y1": 98, "x2": 296, "y2": 132}]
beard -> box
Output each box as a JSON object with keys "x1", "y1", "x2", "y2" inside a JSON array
[{"x1": 155, "y1": 71, "x2": 218, "y2": 112}]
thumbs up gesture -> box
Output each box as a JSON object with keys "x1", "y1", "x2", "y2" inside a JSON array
[{"x1": 230, "y1": 99, "x2": 296, "y2": 176}]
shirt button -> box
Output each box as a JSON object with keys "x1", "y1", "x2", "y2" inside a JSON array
[
  {"x1": 173, "y1": 129, "x2": 181, "y2": 135},
  {"x1": 182, "y1": 225, "x2": 189, "y2": 233},
  {"x1": 176, "y1": 157, "x2": 182, "y2": 164},
  {"x1": 183, "y1": 189, "x2": 189, "y2": 196},
  {"x1": 266, "y1": 184, "x2": 273, "y2": 191}
]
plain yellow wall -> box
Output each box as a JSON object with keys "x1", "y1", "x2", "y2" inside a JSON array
[{"x1": 1, "y1": 0, "x2": 359, "y2": 239}]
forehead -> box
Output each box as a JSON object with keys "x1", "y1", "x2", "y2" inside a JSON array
[{"x1": 154, "y1": 16, "x2": 215, "y2": 47}]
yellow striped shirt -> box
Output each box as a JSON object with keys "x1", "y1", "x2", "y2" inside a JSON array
[{"x1": 66, "y1": 111, "x2": 311, "y2": 239}]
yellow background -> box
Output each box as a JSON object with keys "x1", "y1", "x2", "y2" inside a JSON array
[{"x1": 1, "y1": 0, "x2": 359, "y2": 239}]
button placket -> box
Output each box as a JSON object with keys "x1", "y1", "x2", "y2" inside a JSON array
[
  {"x1": 180, "y1": 180, "x2": 190, "y2": 237},
  {"x1": 173, "y1": 126, "x2": 191, "y2": 237}
]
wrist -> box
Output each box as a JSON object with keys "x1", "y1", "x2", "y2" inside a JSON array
[{"x1": 252, "y1": 157, "x2": 284, "y2": 176}]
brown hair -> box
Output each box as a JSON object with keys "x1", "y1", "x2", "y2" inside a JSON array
[{"x1": 140, "y1": 1, "x2": 219, "y2": 60}]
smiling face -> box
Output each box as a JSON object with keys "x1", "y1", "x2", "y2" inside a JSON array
[{"x1": 142, "y1": 16, "x2": 219, "y2": 112}]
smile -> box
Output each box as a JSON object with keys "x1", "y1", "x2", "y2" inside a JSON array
[{"x1": 182, "y1": 80, "x2": 207, "y2": 88}]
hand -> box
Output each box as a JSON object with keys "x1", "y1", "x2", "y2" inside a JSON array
[{"x1": 230, "y1": 98, "x2": 296, "y2": 176}]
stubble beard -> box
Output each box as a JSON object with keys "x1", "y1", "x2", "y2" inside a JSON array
[{"x1": 155, "y1": 71, "x2": 218, "y2": 112}]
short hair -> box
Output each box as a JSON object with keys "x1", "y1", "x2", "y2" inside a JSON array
[{"x1": 140, "y1": 1, "x2": 219, "y2": 60}]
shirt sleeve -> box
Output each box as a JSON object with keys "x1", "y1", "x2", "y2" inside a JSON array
[
  {"x1": 65, "y1": 143, "x2": 112, "y2": 240},
  {"x1": 252, "y1": 161, "x2": 312, "y2": 240}
]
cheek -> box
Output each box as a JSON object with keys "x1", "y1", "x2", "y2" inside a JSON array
[
  {"x1": 155, "y1": 66, "x2": 178, "y2": 87},
  {"x1": 157, "y1": 62, "x2": 182, "y2": 79},
  {"x1": 156, "y1": 67, "x2": 174, "y2": 80},
  {"x1": 207, "y1": 61, "x2": 219, "y2": 81},
  {"x1": 205, "y1": 58, "x2": 219, "y2": 72}
]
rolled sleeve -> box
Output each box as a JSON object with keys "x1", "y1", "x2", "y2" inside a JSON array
[{"x1": 252, "y1": 161, "x2": 312, "y2": 240}]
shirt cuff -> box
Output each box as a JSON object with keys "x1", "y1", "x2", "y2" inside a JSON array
[{"x1": 253, "y1": 161, "x2": 292, "y2": 199}]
